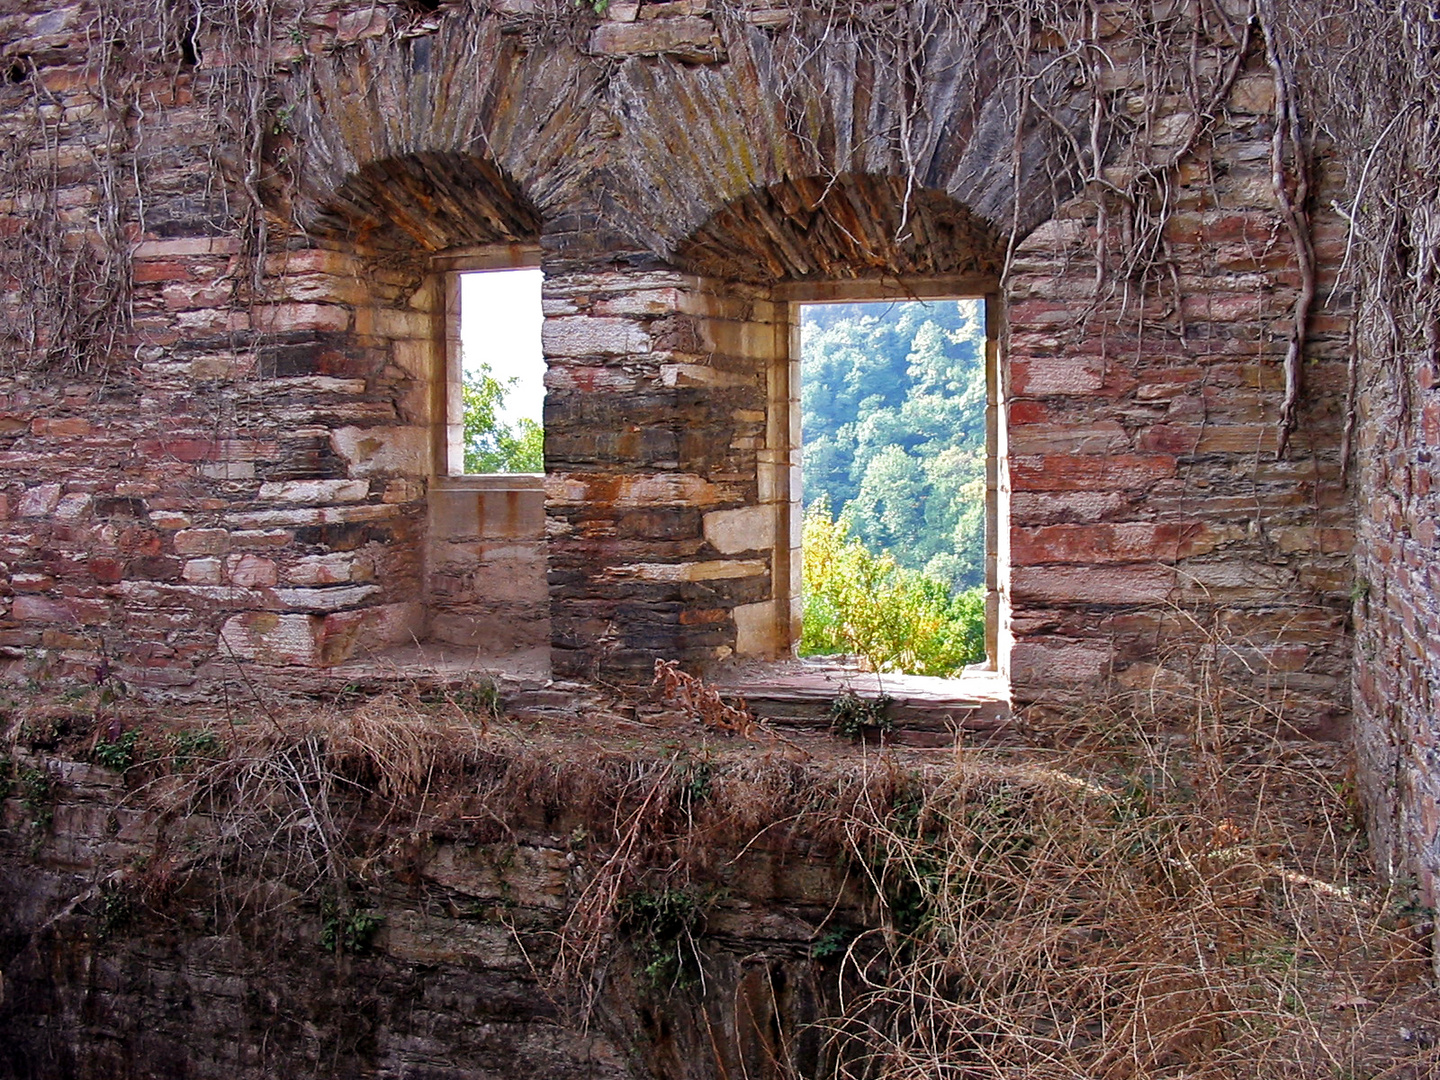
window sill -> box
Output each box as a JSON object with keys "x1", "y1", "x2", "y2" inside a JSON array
[{"x1": 433, "y1": 473, "x2": 544, "y2": 492}]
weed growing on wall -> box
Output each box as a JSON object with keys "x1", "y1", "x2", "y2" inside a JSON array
[
  {"x1": 93, "y1": 728, "x2": 140, "y2": 772},
  {"x1": 616, "y1": 885, "x2": 714, "y2": 992}
]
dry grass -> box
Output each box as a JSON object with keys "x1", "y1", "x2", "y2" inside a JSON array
[{"x1": 2, "y1": 672, "x2": 1434, "y2": 1076}]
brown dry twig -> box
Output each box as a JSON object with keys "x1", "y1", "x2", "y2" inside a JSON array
[{"x1": 653, "y1": 658, "x2": 760, "y2": 738}]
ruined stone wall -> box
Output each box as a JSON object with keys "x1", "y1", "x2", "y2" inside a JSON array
[
  {"x1": 1004, "y1": 131, "x2": 1353, "y2": 722},
  {"x1": 0, "y1": 0, "x2": 1353, "y2": 722},
  {"x1": 545, "y1": 268, "x2": 790, "y2": 677},
  {"x1": 0, "y1": 740, "x2": 864, "y2": 1080}
]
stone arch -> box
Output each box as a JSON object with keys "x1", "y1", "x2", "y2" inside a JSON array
[
  {"x1": 672, "y1": 173, "x2": 1005, "y2": 283},
  {"x1": 307, "y1": 150, "x2": 541, "y2": 252},
  {"x1": 589, "y1": 14, "x2": 1084, "y2": 264},
  {"x1": 290, "y1": 8, "x2": 605, "y2": 250}
]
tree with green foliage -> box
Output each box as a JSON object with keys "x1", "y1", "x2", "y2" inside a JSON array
[
  {"x1": 801, "y1": 299, "x2": 986, "y2": 592},
  {"x1": 462, "y1": 366, "x2": 543, "y2": 474},
  {"x1": 801, "y1": 500, "x2": 984, "y2": 677}
]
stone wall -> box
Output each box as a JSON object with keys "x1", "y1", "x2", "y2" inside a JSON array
[
  {"x1": 1351, "y1": 313, "x2": 1440, "y2": 921},
  {"x1": 428, "y1": 477, "x2": 549, "y2": 654},
  {"x1": 0, "y1": 740, "x2": 866, "y2": 1080},
  {"x1": 0, "y1": 0, "x2": 1354, "y2": 722},
  {"x1": 545, "y1": 268, "x2": 791, "y2": 677}
]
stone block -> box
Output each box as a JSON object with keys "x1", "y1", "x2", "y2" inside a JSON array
[
  {"x1": 589, "y1": 16, "x2": 723, "y2": 61},
  {"x1": 12, "y1": 594, "x2": 72, "y2": 623},
  {"x1": 285, "y1": 552, "x2": 373, "y2": 586},
  {"x1": 1010, "y1": 639, "x2": 1112, "y2": 686},
  {"x1": 703, "y1": 505, "x2": 773, "y2": 554},
  {"x1": 252, "y1": 303, "x2": 350, "y2": 334},
  {"x1": 257, "y1": 479, "x2": 370, "y2": 503},
  {"x1": 225, "y1": 554, "x2": 278, "y2": 587},
  {"x1": 605, "y1": 558, "x2": 766, "y2": 582},
  {"x1": 660, "y1": 363, "x2": 756, "y2": 388},
  {"x1": 317, "y1": 602, "x2": 423, "y2": 663},
  {"x1": 1007, "y1": 421, "x2": 1129, "y2": 455},
  {"x1": 219, "y1": 612, "x2": 324, "y2": 666},
  {"x1": 430, "y1": 485, "x2": 545, "y2": 542},
  {"x1": 732, "y1": 599, "x2": 780, "y2": 656},
  {"x1": 181, "y1": 558, "x2": 223, "y2": 584},
  {"x1": 1011, "y1": 454, "x2": 1177, "y2": 492},
  {"x1": 542, "y1": 316, "x2": 651, "y2": 357},
  {"x1": 1011, "y1": 564, "x2": 1177, "y2": 605},
  {"x1": 1011, "y1": 523, "x2": 1197, "y2": 566},
  {"x1": 199, "y1": 462, "x2": 256, "y2": 480},
  {"x1": 1229, "y1": 73, "x2": 1276, "y2": 114},
  {"x1": 18, "y1": 482, "x2": 62, "y2": 517},
  {"x1": 546, "y1": 472, "x2": 729, "y2": 509},
  {"x1": 267, "y1": 584, "x2": 381, "y2": 613},
  {"x1": 1009, "y1": 357, "x2": 1104, "y2": 395},
  {"x1": 593, "y1": 288, "x2": 681, "y2": 316},
  {"x1": 330, "y1": 426, "x2": 428, "y2": 477},
  {"x1": 173, "y1": 528, "x2": 229, "y2": 555}
]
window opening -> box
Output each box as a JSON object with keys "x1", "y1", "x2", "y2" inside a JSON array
[
  {"x1": 447, "y1": 265, "x2": 544, "y2": 475},
  {"x1": 797, "y1": 297, "x2": 993, "y2": 678}
]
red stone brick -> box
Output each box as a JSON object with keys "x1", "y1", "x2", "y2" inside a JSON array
[
  {"x1": 1010, "y1": 454, "x2": 1177, "y2": 491},
  {"x1": 131, "y1": 260, "x2": 196, "y2": 284},
  {"x1": 1011, "y1": 523, "x2": 1198, "y2": 565}
]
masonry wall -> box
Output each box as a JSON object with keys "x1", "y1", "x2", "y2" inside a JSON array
[
  {"x1": 1351, "y1": 326, "x2": 1440, "y2": 918},
  {"x1": 544, "y1": 268, "x2": 790, "y2": 678},
  {"x1": 0, "y1": 743, "x2": 861, "y2": 1079},
  {"x1": 1004, "y1": 148, "x2": 1353, "y2": 724},
  {"x1": 0, "y1": 0, "x2": 1354, "y2": 725}
]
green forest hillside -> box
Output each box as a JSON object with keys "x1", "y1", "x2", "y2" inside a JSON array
[
  {"x1": 799, "y1": 299, "x2": 989, "y2": 675},
  {"x1": 802, "y1": 299, "x2": 987, "y2": 591}
]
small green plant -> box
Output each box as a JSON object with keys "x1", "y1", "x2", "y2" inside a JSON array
[
  {"x1": 617, "y1": 885, "x2": 713, "y2": 992},
  {"x1": 166, "y1": 729, "x2": 223, "y2": 771},
  {"x1": 575, "y1": 0, "x2": 611, "y2": 14},
  {"x1": 97, "y1": 881, "x2": 134, "y2": 940},
  {"x1": 271, "y1": 102, "x2": 297, "y2": 135},
  {"x1": 829, "y1": 692, "x2": 894, "y2": 738},
  {"x1": 19, "y1": 766, "x2": 55, "y2": 830},
  {"x1": 320, "y1": 898, "x2": 386, "y2": 955},
  {"x1": 810, "y1": 924, "x2": 858, "y2": 960},
  {"x1": 453, "y1": 676, "x2": 503, "y2": 721},
  {"x1": 1380, "y1": 877, "x2": 1437, "y2": 930},
  {"x1": 679, "y1": 757, "x2": 713, "y2": 808},
  {"x1": 93, "y1": 728, "x2": 139, "y2": 771}
]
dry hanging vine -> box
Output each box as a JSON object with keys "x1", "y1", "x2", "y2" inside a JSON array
[{"x1": 0, "y1": 0, "x2": 1432, "y2": 461}]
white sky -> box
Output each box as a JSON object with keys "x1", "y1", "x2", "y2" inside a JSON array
[{"x1": 459, "y1": 268, "x2": 545, "y2": 428}]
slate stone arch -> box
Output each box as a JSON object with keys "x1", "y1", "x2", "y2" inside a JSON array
[
  {"x1": 290, "y1": 9, "x2": 605, "y2": 252},
  {"x1": 286, "y1": 5, "x2": 1089, "y2": 264},
  {"x1": 584, "y1": 10, "x2": 1088, "y2": 263},
  {"x1": 671, "y1": 173, "x2": 1005, "y2": 283}
]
